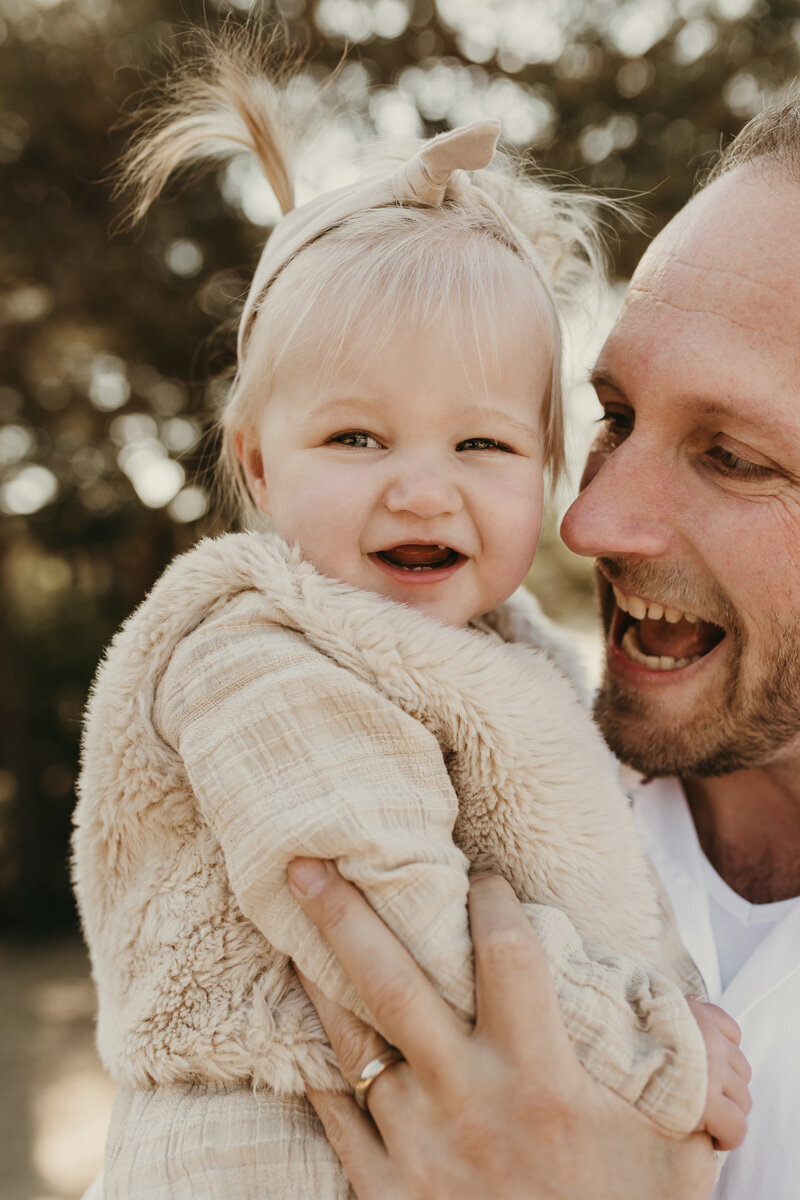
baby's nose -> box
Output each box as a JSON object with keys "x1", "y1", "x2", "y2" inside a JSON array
[{"x1": 383, "y1": 463, "x2": 463, "y2": 518}]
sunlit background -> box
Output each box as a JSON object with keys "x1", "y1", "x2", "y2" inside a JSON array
[{"x1": 3, "y1": 0, "x2": 800, "y2": 1195}]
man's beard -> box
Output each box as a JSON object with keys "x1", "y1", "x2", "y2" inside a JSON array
[{"x1": 592, "y1": 559, "x2": 800, "y2": 777}]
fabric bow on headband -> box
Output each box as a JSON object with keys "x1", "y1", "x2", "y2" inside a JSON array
[
  {"x1": 394, "y1": 117, "x2": 501, "y2": 206},
  {"x1": 239, "y1": 118, "x2": 530, "y2": 355}
]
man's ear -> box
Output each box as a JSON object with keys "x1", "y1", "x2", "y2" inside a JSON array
[{"x1": 234, "y1": 429, "x2": 270, "y2": 515}]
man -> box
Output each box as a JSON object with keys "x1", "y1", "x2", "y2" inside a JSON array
[{"x1": 287, "y1": 96, "x2": 800, "y2": 1199}]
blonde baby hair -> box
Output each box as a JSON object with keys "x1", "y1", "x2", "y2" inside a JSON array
[{"x1": 117, "y1": 24, "x2": 614, "y2": 514}]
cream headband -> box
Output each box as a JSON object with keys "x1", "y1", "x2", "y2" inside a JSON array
[{"x1": 238, "y1": 118, "x2": 555, "y2": 357}]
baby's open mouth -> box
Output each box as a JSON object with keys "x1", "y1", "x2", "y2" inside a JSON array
[
  {"x1": 611, "y1": 584, "x2": 725, "y2": 671},
  {"x1": 373, "y1": 544, "x2": 463, "y2": 572}
]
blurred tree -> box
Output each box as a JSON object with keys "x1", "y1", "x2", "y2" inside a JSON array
[{"x1": 1, "y1": 0, "x2": 799, "y2": 931}]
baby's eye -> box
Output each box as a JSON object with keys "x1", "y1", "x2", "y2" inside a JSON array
[
  {"x1": 331, "y1": 431, "x2": 383, "y2": 449},
  {"x1": 457, "y1": 437, "x2": 512, "y2": 453},
  {"x1": 706, "y1": 445, "x2": 776, "y2": 481}
]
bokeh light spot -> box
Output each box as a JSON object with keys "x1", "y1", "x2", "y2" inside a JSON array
[
  {"x1": 0, "y1": 424, "x2": 34, "y2": 465},
  {"x1": 1, "y1": 464, "x2": 59, "y2": 515},
  {"x1": 164, "y1": 238, "x2": 204, "y2": 278},
  {"x1": 168, "y1": 486, "x2": 209, "y2": 523},
  {"x1": 88, "y1": 356, "x2": 130, "y2": 412}
]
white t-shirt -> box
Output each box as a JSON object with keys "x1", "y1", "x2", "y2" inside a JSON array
[
  {"x1": 632, "y1": 776, "x2": 800, "y2": 1200},
  {"x1": 701, "y1": 855, "x2": 797, "y2": 992}
]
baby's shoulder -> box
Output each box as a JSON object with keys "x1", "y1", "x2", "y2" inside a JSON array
[
  {"x1": 161, "y1": 585, "x2": 309, "y2": 682},
  {"x1": 105, "y1": 529, "x2": 300, "y2": 662},
  {"x1": 89, "y1": 530, "x2": 316, "y2": 715}
]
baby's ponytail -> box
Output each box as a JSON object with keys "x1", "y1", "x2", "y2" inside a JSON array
[{"x1": 115, "y1": 28, "x2": 295, "y2": 227}]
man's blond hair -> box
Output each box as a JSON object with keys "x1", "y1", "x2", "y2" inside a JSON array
[{"x1": 704, "y1": 85, "x2": 800, "y2": 186}]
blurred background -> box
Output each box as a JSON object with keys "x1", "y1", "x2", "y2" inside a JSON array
[{"x1": 2, "y1": 0, "x2": 800, "y2": 1195}]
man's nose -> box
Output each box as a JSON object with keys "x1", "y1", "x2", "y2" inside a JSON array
[
  {"x1": 383, "y1": 458, "x2": 463, "y2": 519},
  {"x1": 560, "y1": 438, "x2": 674, "y2": 560}
]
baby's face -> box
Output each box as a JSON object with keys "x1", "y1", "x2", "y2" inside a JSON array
[{"x1": 239, "y1": 308, "x2": 550, "y2": 626}]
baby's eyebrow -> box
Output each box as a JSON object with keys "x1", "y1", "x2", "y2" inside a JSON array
[
  {"x1": 302, "y1": 397, "x2": 374, "y2": 421},
  {"x1": 460, "y1": 405, "x2": 541, "y2": 439}
]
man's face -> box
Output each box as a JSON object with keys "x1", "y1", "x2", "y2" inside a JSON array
[{"x1": 560, "y1": 166, "x2": 800, "y2": 778}]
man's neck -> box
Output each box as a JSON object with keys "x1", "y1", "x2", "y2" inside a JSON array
[{"x1": 682, "y1": 764, "x2": 800, "y2": 904}]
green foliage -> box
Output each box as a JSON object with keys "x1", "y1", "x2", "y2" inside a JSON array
[{"x1": 1, "y1": 0, "x2": 799, "y2": 929}]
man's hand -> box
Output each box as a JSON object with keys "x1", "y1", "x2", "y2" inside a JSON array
[{"x1": 288, "y1": 858, "x2": 716, "y2": 1200}]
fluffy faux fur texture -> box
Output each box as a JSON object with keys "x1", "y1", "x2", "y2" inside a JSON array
[{"x1": 73, "y1": 531, "x2": 703, "y2": 1125}]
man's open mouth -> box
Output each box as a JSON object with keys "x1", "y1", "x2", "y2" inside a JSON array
[
  {"x1": 610, "y1": 584, "x2": 725, "y2": 672},
  {"x1": 370, "y1": 543, "x2": 465, "y2": 574}
]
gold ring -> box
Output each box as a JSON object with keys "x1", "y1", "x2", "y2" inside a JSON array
[{"x1": 353, "y1": 1048, "x2": 405, "y2": 1112}]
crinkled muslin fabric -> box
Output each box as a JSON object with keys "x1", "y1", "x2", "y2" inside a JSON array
[
  {"x1": 103, "y1": 1085, "x2": 346, "y2": 1200},
  {"x1": 73, "y1": 532, "x2": 708, "y2": 1198}
]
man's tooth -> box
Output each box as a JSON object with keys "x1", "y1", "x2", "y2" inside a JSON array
[
  {"x1": 621, "y1": 627, "x2": 642, "y2": 659},
  {"x1": 647, "y1": 603, "x2": 664, "y2": 621},
  {"x1": 664, "y1": 607, "x2": 682, "y2": 623},
  {"x1": 628, "y1": 595, "x2": 647, "y2": 620},
  {"x1": 612, "y1": 585, "x2": 629, "y2": 613},
  {"x1": 622, "y1": 627, "x2": 654, "y2": 665},
  {"x1": 685, "y1": 612, "x2": 699, "y2": 624},
  {"x1": 622, "y1": 627, "x2": 699, "y2": 672}
]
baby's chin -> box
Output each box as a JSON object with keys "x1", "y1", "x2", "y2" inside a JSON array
[{"x1": 367, "y1": 583, "x2": 499, "y2": 629}]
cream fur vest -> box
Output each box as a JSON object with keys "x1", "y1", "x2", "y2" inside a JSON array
[{"x1": 73, "y1": 532, "x2": 707, "y2": 1136}]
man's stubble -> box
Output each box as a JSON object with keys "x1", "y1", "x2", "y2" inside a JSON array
[{"x1": 592, "y1": 559, "x2": 800, "y2": 777}]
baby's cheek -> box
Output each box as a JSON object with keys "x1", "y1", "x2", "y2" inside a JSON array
[{"x1": 493, "y1": 480, "x2": 544, "y2": 558}]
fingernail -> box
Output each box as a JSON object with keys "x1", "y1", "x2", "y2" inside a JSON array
[{"x1": 288, "y1": 857, "x2": 330, "y2": 898}]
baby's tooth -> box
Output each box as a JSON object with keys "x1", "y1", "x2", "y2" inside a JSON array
[
  {"x1": 645, "y1": 653, "x2": 661, "y2": 669},
  {"x1": 664, "y1": 607, "x2": 682, "y2": 623},
  {"x1": 647, "y1": 603, "x2": 664, "y2": 621},
  {"x1": 628, "y1": 595, "x2": 647, "y2": 620},
  {"x1": 659, "y1": 655, "x2": 678, "y2": 669},
  {"x1": 613, "y1": 585, "x2": 629, "y2": 613},
  {"x1": 685, "y1": 612, "x2": 699, "y2": 624}
]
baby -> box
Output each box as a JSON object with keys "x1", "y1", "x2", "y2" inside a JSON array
[{"x1": 73, "y1": 34, "x2": 749, "y2": 1200}]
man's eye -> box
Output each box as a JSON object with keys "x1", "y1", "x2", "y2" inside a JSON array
[
  {"x1": 707, "y1": 445, "x2": 775, "y2": 480},
  {"x1": 597, "y1": 408, "x2": 633, "y2": 440},
  {"x1": 457, "y1": 437, "x2": 512, "y2": 452},
  {"x1": 331, "y1": 431, "x2": 382, "y2": 449}
]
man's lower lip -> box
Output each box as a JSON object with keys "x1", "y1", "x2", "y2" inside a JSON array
[
  {"x1": 607, "y1": 606, "x2": 726, "y2": 683},
  {"x1": 368, "y1": 553, "x2": 467, "y2": 585}
]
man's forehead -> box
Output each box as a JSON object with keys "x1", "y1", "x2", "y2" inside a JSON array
[
  {"x1": 629, "y1": 168, "x2": 800, "y2": 317},
  {"x1": 602, "y1": 168, "x2": 800, "y2": 385}
]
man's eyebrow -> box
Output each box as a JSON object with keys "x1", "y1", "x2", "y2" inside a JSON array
[
  {"x1": 589, "y1": 369, "x2": 783, "y2": 432},
  {"x1": 588, "y1": 368, "x2": 626, "y2": 398}
]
